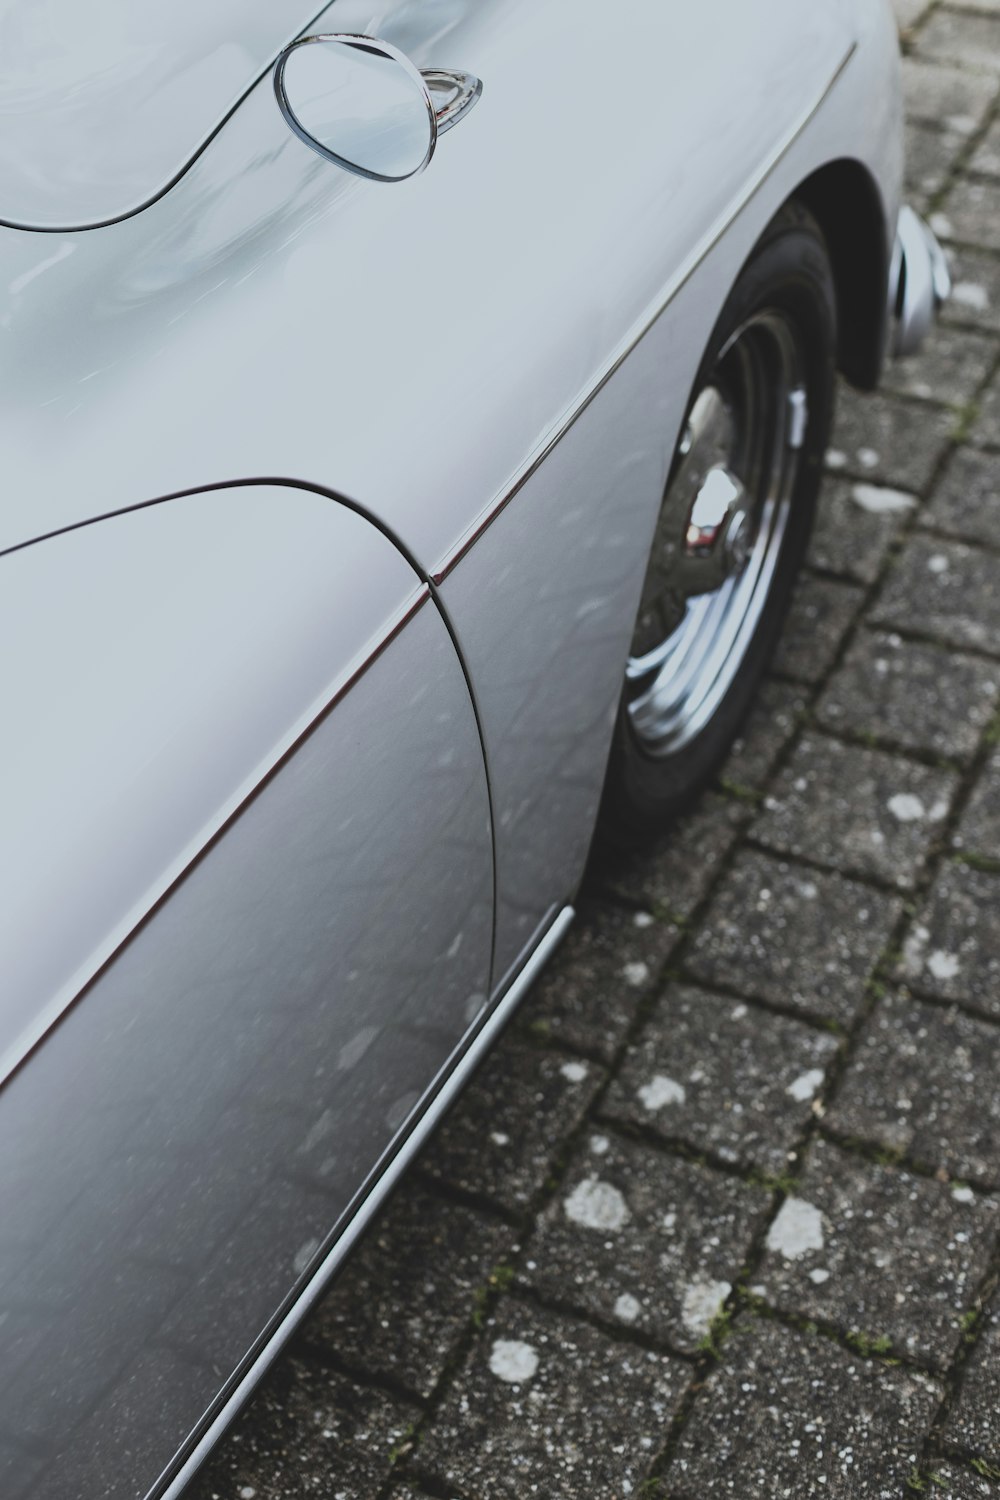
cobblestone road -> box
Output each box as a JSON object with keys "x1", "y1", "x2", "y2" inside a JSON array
[{"x1": 191, "y1": 4, "x2": 1000, "y2": 1496}]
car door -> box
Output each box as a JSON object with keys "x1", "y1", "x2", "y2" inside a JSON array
[{"x1": 0, "y1": 484, "x2": 493, "y2": 1500}]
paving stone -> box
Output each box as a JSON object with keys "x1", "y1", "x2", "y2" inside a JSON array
[
  {"x1": 872, "y1": 534, "x2": 1000, "y2": 653},
  {"x1": 971, "y1": 116, "x2": 1000, "y2": 179},
  {"x1": 817, "y1": 630, "x2": 1000, "y2": 763},
  {"x1": 900, "y1": 860, "x2": 1000, "y2": 1019},
  {"x1": 756, "y1": 1137, "x2": 999, "y2": 1370},
  {"x1": 668, "y1": 1318, "x2": 942, "y2": 1498},
  {"x1": 945, "y1": 1295, "x2": 1000, "y2": 1462},
  {"x1": 943, "y1": 245, "x2": 1000, "y2": 334},
  {"x1": 924, "y1": 447, "x2": 1000, "y2": 546},
  {"x1": 418, "y1": 1298, "x2": 686, "y2": 1499},
  {"x1": 420, "y1": 1036, "x2": 605, "y2": 1215},
  {"x1": 516, "y1": 897, "x2": 679, "y2": 1063},
  {"x1": 905, "y1": 119, "x2": 969, "y2": 206},
  {"x1": 882, "y1": 326, "x2": 997, "y2": 407},
  {"x1": 916, "y1": 10, "x2": 1000, "y2": 71},
  {"x1": 754, "y1": 735, "x2": 958, "y2": 888},
  {"x1": 971, "y1": 373, "x2": 1000, "y2": 445},
  {"x1": 772, "y1": 574, "x2": 865, "y2": 684},
  {"x1": 594, "y1": 793, "x2": 749, "y2": 921},
  {"x1": 938, "y1": 178, "x2": 1000, "y2": 252},
  {"x1": 520, "y1": 1132, "x2": 768, "y2": 1353},
  {"x1": 810, "y1": 477, "x2": 916, "y2": 586},
  {"x1": 923, "y1": 1462, "x2": 1000, "y2": 1499},
  {"x1": 604, "y1": 982, "x2": 840, "y2": 1175},
  {"x1": 827, "y1": 992, "x2": 1000, "y2": 1186},
  {"x1": 687, "y1": 849, "x2": 901, "y2": 1025},
  {"x1": 301, "y1": 1183, "x2": 514, "y2": 1399},
  {"x1": 955, "y1": 748, "x2": 1000, "y2": 858},
  {"x1": 828, "y1": 388, "x2": 954, "y2": 493},
  {"x1": 894, "y1": 0, "x2": 930, "y2": 34},
  {"x1": 723, "y1": 677, "x2": 809, "y2": 792},
  {"x1": 902, "y1": 59, "x2": 1000, "y2": 135},
  {"x1": 189, "y1": 1359, "x2": 418, "y2": 1500}
]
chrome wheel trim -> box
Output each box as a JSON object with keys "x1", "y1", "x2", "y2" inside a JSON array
[{"x1": 626, "y1": 309, "x2": 806, "y2": 759}]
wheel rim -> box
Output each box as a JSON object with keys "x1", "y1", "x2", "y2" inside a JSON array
[{"x1": 625, "y1": 308, "x2": 807, "y2": 758}]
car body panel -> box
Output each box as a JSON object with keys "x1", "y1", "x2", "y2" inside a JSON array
[
  {"x1": 0, "y1": 484, "x2": 429, "y2": 1080},
  {"x1": 0, "y1": 511, "x2": 493, "y2": 1499},
  {"x1": 1, "y1": 0, "x2": 860, "y2": 567},
  {"x1": 0, "y1": 0, "x2": 327, "y2": 229}
]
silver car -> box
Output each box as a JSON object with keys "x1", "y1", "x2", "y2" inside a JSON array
[{"x1": 0, "y1": 1, "x2": 944, "y2": 1495}]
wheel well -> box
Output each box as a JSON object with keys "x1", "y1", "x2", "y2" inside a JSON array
[{"x1": 794, "y1": 160, "x2": 892, "y2": 391}]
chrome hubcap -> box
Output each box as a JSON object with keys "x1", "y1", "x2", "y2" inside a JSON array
[{"x1": 626, "y1": 310, "x2": 807, "y2": 758}]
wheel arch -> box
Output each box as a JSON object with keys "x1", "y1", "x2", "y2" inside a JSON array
[{"x1": 793, "y1": 158, "x2": 893, "y2": 392}]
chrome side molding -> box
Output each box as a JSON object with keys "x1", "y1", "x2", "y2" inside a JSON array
[{"x1": 890, "y1": 205, "x2": 951, "y2": 359}]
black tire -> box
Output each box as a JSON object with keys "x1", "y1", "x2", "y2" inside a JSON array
[{"x1": 597, "y1": 198, "x2": 837, "y2": 848}]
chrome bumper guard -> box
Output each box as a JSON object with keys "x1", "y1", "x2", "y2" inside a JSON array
[{"x1": 889, "y1": 205, "x2": 951, "y2": 358}]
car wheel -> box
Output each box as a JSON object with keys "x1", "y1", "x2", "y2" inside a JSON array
[{"x1": 598, "y1": 199, "x2": 837, "y2": 847}]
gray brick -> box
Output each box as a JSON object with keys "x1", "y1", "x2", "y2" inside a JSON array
[
  {"x1": 922, "y1": 1462, "x2": 1000, "y2": 1499},
  {"x1": 521, "y1": 1132, "x2": 768, "y2": 1352},
  {"x1": 604, "y1": 982, "x2": 840, "y2": 1175},
  {"x1": 905, "y1": 119, "x2": 969, "y2": 206},
  {"x1": 902, "y1": 59, "x2": 1000, "y2": 134},
  {"x1": 828, "y1": 388, "x2": 954, "y2": 493},
  {"x1": 594, "y1": 794, "x2": 748, "y2": 921},
  {"x1": 882, "y1": 326, "x2": 997, "y2": 407},
  {"x1": 420, "y1": 1036, "x2": 604, "y2": 1215},
  {"x1": 955, "y1": 748, "x2": 1000, "y2": 858},
  {"x1": 872, "y1": 534, "x2": 1000, "y2": 654},
  {"x1": 971, "y1": 372, "x2": 1000, "y2": 446},
  {"x1": 772, "y1": 575, "x2": 865, "y2": 684},
  {"x1": 668, "y1": 1319, "x2": 942, "y2": 1498},
  {"x1": 971, "y1": 116, "x2": 1000, "y2": 179},
  {"x1": 517, "y1": 898, "x2": 679, "y2": 1063},
  {"x1": 900, "y1": 861, "x2": 1000, "y2": 1019},
  {"x1": 895, "y1": 0, "x2": 931, "y2": 34},
  {"x1": 817, "y1": 630, "x2": 1000, "y2": 763},
  {"x1": 945, "y1": 1295, "x2": 1000, "y2": 1462},
  {"x1": 419, "y1": 1298, "x2": 686, "y2": 1499},
  {"x1": 944, "y1": 245, "x2": 1000, "y2": 333},
  {"x1": 916, "y1": 10, "x2": 1000, "y2": 71},
  {"x1": 687, "y1": 849, "x2": 902, "y2": 1025},
  {"x1": 924, "y1": 447, "x2": 1000, "y2": 547},
  {"x1": 724, "y1": 677, "x2": 810, "y2": 791},
  {"x1": 938, "y1": 178, "x2": 1000, "y2": 252},
  {"x1": 302, "y1": 1183, "x2": 514, "y2": 1399},
  {"x1": 828, "y1": 992, "x2": 1000, "y2": 1186},
  {"x1": 810, "y1": 477, "x2": 916, "y2": 586},
  {"x1": 755, "y1": 736, "x2": 958, "y2": 888},
  {"x1": 756, "y1": 1137, "x2": 999, "y2": 1370}
]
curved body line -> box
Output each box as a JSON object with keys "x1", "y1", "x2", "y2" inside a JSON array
[
  {"x1": 153, "y1": 904, "x2": 575, "y2": 1500},
  {"x1": 0, "y1": 1, "x2": 336, "y2": 235},
  {"x1": 0, "y1": 579, "x2": 431, "y2": 1096},
  {"x1": 0, "y1": 475, "x2": 429, "y2": 575},
  {"x1": 430, "y1": 40, "x2": 858, "y2": 586}
]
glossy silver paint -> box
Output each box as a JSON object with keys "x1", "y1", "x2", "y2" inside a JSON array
[
  {"x1": 0, "y1": 0, "x2": 911, "y2": 1495},
  {"x1": 0, "y1": 0, "x2": 327, "y2": 229},
  {"x1": 0, "y1": 493, "x2": 493, "y2": 1497}
]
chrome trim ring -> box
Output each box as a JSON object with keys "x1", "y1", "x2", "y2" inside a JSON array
[{"x1": 625, "y1": 309, "x2": 805, "y2": 758}]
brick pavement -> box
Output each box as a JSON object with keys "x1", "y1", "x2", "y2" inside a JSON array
[{"x1": 190, "y1": 4, "x2": 1000, "y2": 1496}]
